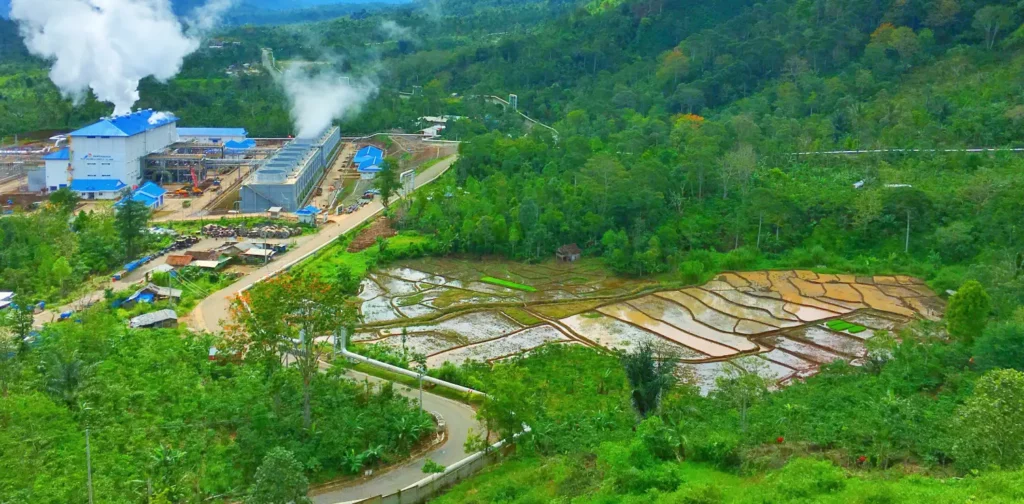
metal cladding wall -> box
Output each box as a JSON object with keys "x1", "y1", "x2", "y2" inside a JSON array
[{"x1": 240, "y1": 127, "x2": 341, "y2": 213}]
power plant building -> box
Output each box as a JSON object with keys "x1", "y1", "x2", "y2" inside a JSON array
[
  {"x1": 45, "y1": 110, "x2": 180, "y2": 199},
  {"x1": 239, "y1": 127, "x2": 341, "y2": 213}
]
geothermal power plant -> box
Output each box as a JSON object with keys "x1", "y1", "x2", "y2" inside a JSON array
[{"x1": 0, "y1": 109, "x2": 348, "y2": 214}]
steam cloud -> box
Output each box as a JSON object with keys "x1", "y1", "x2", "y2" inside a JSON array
[
  {"x1": 379, "y1": 20, "x2": 415, "y2": 40},
  {"x1": 279, "y1": 67, "x2": 378, "y2": 139},
  {"x1": 11, "y1": 0, "x2": 235, "y2": 116}
]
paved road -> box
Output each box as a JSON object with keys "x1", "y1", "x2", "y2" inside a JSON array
[{"x1": 310, "y1": 370, "x2": 479, "y2": 504}]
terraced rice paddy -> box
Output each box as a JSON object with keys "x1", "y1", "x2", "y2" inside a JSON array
[{"x1": 356, "y1": 262, "x2": 944, "y2": 393}]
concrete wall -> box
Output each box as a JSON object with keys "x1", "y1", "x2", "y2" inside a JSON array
[
  {"x1": 345, "y1": 446, "x2": 505, "y2": 504},
  {"x1": 26, "y1": 168, "x2": 45, "y2": 192},
  {"x1": 44, "y1": 159, "x2": 68, "y2": 190}
]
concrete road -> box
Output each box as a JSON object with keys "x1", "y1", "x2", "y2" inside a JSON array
[
  {"x1": 188, "y1": 154, "x2": 458, "y2": 333},
  {"x1": 311, "y1": 369, "x2": 480, "y2": 504}
]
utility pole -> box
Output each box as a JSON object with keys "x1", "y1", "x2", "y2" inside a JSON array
[
  {"x1": 85, "y1": 428, "x2": 94, "y2": 504},
  {"x1": 905, "y1": 209, "x2": 911, "y2": 254}
]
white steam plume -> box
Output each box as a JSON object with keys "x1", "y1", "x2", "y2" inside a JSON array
[
  {"x1": 11, "y1": 0, "x2": 235, "y2": 116},
  {"x1": 279, "y1": 67, "x2": 378, "y2": 139},
  {"x1": 379, "y1": 20, "x2": 415, "y2": 40}
]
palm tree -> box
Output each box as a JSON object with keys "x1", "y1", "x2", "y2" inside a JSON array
[
  {"x1": 45, "y1": 351, "x2": 94, "y2": 410},
  {"x1": 621, "y1": 342, "x2": 676, "y2": 419}
]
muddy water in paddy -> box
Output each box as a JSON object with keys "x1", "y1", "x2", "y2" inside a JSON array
[
  {"x1": 627, "y1": 296, "x2": 759, "y2": 352},
  {"x1": 598, "y1": 303, "x2": 739, "y2": 357}
]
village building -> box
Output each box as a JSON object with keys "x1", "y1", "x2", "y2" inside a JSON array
[
  {"x1": 556, "y1": 244, "x2": 582, "y2": 263},
  {"x1": 129, "y1": 309, "x2": 179, "y2": 329}
]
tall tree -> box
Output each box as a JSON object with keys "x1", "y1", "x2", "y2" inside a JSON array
[
  {"x1": 234, "y1": 273, "x2": 356, "y2": 429},
  {"x1": 115, "y1": 198, "x2": 150, "y2": 260},
  {"x1": 375, "y1": 157, "x2": 401, "y2": 211}
]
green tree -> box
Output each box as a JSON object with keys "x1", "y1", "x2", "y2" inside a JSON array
[
  {"x1": 621, "y1": 342, "x2": 675, "y2": 419},
  {"x1": 44, "y1": 351, "x2": 92, "y2": 410},
  {"x1": 946, "y1": 280, "x2": 991, "y2": 344},
  {"x1": 973, "y1": 5, "x2": 1015, "y2": 49},
  {"x1": 48, "y1": 188, "x2": 78, "y2": 215},
  {"x1": 973, "y1": 321, "x2": 1024, "y2": 371},
  {"x1": 952, "y1": 369, "x2": 1024, "y2": 470},
  {"x1": 375, "y1": 157, "x2": 401, "y2": 211},
  {"x1": 237, "y1": 273, "x2": 355, "y2": 429},
  {"x1": 51, "y1": 257, "x2": 72, "y2": 296},
  {"x1": 245, "y1": 448, "x2": 312, "y2": 504},
  {"x1": 115, "y1": 198, "x2": 151, "y2": 260}
]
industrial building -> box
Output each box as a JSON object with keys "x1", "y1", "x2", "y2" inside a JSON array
[
  {"x1": 239, "y1": 127, "x2": 341, "y2": 213},
  {"x1": 55, "y1": 110, "x2": 180, "y2": 199},
  {"x1": 40, "y1": 110, "x2": 256, "y2": 199},
  {"x1": 355, "y1": 145, "x2": 384, "y2": 180}
]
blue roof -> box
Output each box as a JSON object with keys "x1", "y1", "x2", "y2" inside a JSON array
[
  {"x1": 42, "y1": 148, "x2": 70, "y2": 161},
  {"x1": 294, "y1": 205, "x2": 321, "y2": 216},
  {"x1": 117, "y1": 182, "x2": 167, "y2": 208},
  {"x1": 358, "y1": 162, "x2": 382, "y2": 173},
  {"x1": 178, "y1": 127, "x2": 248, "y2": 138},
  {"x1": 224, "y1": 139, "x2": 257, "y2": 150},
  {"x1": 354, "y1": 146, "x2": 384, "y2": 165},
  {"x1": 70, "y1": 110, "x2": 178, "y2": 138},
  {"x1": 70, "y1": 179, "x2": 127, "y2": 192}
]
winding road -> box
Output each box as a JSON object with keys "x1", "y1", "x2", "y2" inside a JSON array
[{"x1": 186, "y1": 154, "x2": 481, "y2": 504}]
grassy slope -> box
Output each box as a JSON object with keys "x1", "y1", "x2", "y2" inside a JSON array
[{"x1": 433, "y1": 455, "x2": 1024, "y2": 503}]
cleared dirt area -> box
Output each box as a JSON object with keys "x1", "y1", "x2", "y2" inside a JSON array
[
  {"x1": 354, "y1": 264, "x2": 945, "y2": 393},
  {"x1": 348, "y1": 218, "x2": 397, "y2": 252}
]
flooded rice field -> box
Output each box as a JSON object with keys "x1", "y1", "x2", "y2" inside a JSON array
[{"x1": 355, "y1": 260, "x2": 944, "y2": 393}]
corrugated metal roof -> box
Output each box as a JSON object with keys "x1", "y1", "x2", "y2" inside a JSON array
[
  {"x1": 295, "y1": 205, "x2": 321, "y2": 216},
  {"x1": 178, "y1": 127, "x2": 248, "y2": 138},
  {"x1": 70, "y1": 110, "x2": 178, "y2": 138},
  {"x1": 117, "y1": 181, "x2": 167, "y2": 208},
  {"x1": 42, "y1": 148, "x2": 70, "y2": 161},
  {"x1": 70, "y1": 179, "x2": 127, "y2": 192},
  {"x1": 129, "y1": 309, "x2": 178, "y2": 328},
  {"x1": 166, "y1": 255, "x2": 194, "y2": 267}
]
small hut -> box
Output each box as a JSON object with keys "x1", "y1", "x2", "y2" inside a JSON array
[{"x1": 556, "y1": 244, "x2": 582, "y2": 263}]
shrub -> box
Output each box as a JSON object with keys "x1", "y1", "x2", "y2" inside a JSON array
[
  {"x1": 721, "y1": 247, "x2": 760, "y2": 270},
  {"x1": 972, "y1": 321, "x2": 1024, "y2": 372},
  {"x1": 422, "y1": 458, "x2": 446, "y2": 474},
  {"x1": 767, "y1": 458, "x2": 846, "y2": 499},
  {"x1": 952, "y1": 369, "x2": 1024, "y2": 471},
  {"x1": 688, "y1": 431, "x2": 741, "y2": 469},
  {"x1": 679, "y1": 260, "x2": 706, "y2": 284}
]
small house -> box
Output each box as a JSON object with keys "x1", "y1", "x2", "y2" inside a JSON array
[
  {"x1": 129, "y1": 309, "x2": 179, "y2": 329},
  {"x1": 123, "y1": 283, "x2": 182, "y2": 308},
  {"x1": 556, "y1": 244, "x2": 582, "y2": 263},
  {"x1": 295, "y1": 205, "x2": 322, "y2": 225}
]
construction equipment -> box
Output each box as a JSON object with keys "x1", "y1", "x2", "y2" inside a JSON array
[{"x1": 188, "y1": 166, "x2": 204, "y2": 196}]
